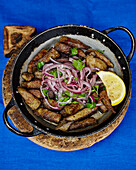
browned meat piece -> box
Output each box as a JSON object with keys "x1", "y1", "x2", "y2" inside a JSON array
[
  {"x1": 92, "y1": 92, "x2": 107, "y2": 113},
  {"x1": 66, "y1": 107, "x2": 97, "y2": 122},
  {"x1": 43, "y1": 99, "x2": 61, "y2": 110},
  {"x1": 55, "y1": 42, "x2": 86, "y2": 58},
  {"x1": 21, "y1": 80, "x2": 41, "y2": 89},
  {"x1": 86, "y1": 54, "x2": 107, "y2": 70},
  {"x1": 39, "y1": 47, "x2": 60, "y2": 63},
  {"x1": 56, "y1": 119, "x2": 72, "y2": 131},
  {"x1": 28, "y1": 49, "x2": 47, "y2": 73},
  {"x1": 92, "y1": 92, "x2": 98, "y2": 98},
  {"x1": 85, "y1": 48, "x2": 93, "y2": 54},
  {"x1": 34, "y1": 108, "x2": 61, "y2": 123},
  {"x1": 69, "y1": 117, "x2": 97, "y2": 130},
  {"x1": 29, "y1": 89, "x2": 43, "y2": 99},
  {"x1": 89, "y1": 49, "x2": 113, "y2": 68},
  {"x1": 99, "y1": 90, "x2": 116, "y2": 113},
  {"x1": 65, "y1": 103, "x2": 81, "y2": 115},
  {"x1": 77, "y1": 49, "x2": 86, "y2": 58},
  {"x1": 97, "y1": 98, "x2": 107, "y2": 113},
  {"x1": 55, "y1": 42, "x2": 71, "y2": 54},
  {"x1": 60, "y1": 109, "x2": 68, "y2": 117},
  {"x1": 48, "y1": 89, "x2": 55, "y2": 99},
  {"x1": 22, "y1": 72, "x2": 34, "y2": 81},
  {"x1": 60, "y1": 36, "x2": 89, "y2": 49},
  {"x1": 34, "y1": 71, "x2": 43, "y2": 80},
  {"x1": 60, "y1": 103, "x2": 84, "y2": 117},
  {"x1": 18, "y1": 87, "x2": 41, "y2": 110},
  {"x1": 100, "y1": 90, "x2": 109, "y2": 99},
  {"x1": 21, "y1": 82, "x2": 27, "y2": 88}
]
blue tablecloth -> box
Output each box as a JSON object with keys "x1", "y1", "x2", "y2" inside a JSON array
[{"x1": 0, "y1": 0, "x2": 136, "y2": 169}]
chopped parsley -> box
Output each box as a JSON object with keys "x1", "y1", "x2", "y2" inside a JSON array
[
  {"x1": 64, "y1": 90, "x2": 86, "y2": 99},
  {"x1": 92, "y1": 85, "x2": 99, "y2": 95},
  {"x1": 86, "y1": 102, "x2": 96, "y2": 109},
  {"x1": 64, "y1": 90, "x2": 71, "y2": 97},
  {"x1": 58, "y1": 96, "x2": 71, "y2": 106},
  {"x1": 97, "y1": 49, "x2": 105, "y2": 54},
  {"x1": 50, "y1": 68, "x2": 62, "y2": 79},
  {"x1": 72, "y1": 101, "x2": 79, "y2": 104},
  {"x1": 70, "y1": 47, "x2": 78, "y2": 56},
  {"x1": 72, "y1": 59, "x2": 85, "y2": 71},
  {"x1": 77, "y1": 93, "x2": 86, "y2": 98},
  {"x1": 50, "y1": 68, "x2": 57, "y2": 78},
  {"x1": 74, "y1": 77, "x2": 78, "y2": 81},
  {"x1": 42, "y1": 89, "x2": 50, "y2": 100},
  {"x1": 37, "y1": 61, "x2": 45, "y2": 70}
]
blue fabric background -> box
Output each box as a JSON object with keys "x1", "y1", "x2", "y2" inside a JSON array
[{"x1": 0, "y1": 0, "x2": 136, "y2": 169}]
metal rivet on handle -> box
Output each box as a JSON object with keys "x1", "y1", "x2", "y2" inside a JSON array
[
  {"x1": 91, "y1": 34, "x2": 94, "y2": 38},
  {"x1": 122, "y1": 67, "x2": 126, "y2": 70}
]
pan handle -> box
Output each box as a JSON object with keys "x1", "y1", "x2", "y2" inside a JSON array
[
  {"x1": 3, "y1": 98, "x2": 42, "y2": 137},
  {"x1": 102, "y1": 26, "x2": 135, "y2": 63}
]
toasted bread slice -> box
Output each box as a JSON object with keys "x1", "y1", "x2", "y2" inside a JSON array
[{"x1": 3, "y1": 25, "x2": 36, "y2": 57}]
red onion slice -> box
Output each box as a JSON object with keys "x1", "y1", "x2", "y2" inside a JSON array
[
  {"x1": 89, "y1": 95, "x2": 95, "y2": 103},
  {"x1": 41, "y1": 59, "x2": 102, "y2": 109},
  {"x1": 96, "y1": 103, "x2": 103, "y2": 107},
  {"x1": 50, "y1": 57, "x2": 60, "y2": 64},
  {"x1": 58, "y1": 97, "x2": 72, "y2": 105}
]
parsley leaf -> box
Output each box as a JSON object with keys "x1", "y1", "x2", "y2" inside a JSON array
[
  {"x1": 97, "y1": 49, "x2": 105, "y2": 54},
  {"x1": 64, "y1": 79, "x2": 68, "y2": 83},
  {"x1": 71, "y1": 47, "x2": 78, "y2": 56},
  {"x1": 64, "y1": 90, "x2": 71, "y2": 97},
  {"x1": 72, "y1": 101, "x2": 79, "y2": 104},
  {"x1": 91, "y1": 85, "x2": 99, "y2": 95},
  {"x1": 72, "y1": 59, "x2": 85, "y2": 71},
  {"x1": 86, "y1": 102, "x2": 96, "y2": 109},
  {"x1": 59, "y1": 96, "x2": 71, "y2": 106},
  {"x1": 94, "y1": 97, "x2": 99, "y2": 100},
  {"x1": 59, "y1": 71, "x2": 63, "y2": 76},
  {"x1": 77, "y1": 93, "x2": 86, "y2": 98},
  {"x1": 50, "y1": 68, "x2": 57, "y2": 79},
  {"x1": 64, "y1": 90, "x2": 86, "y2": 99},
  {"x1": 59, "y1": 96, "x2": 69, "y2": 102},
  {"x1": 42, "y1": 89, "x2": 50, "y2": 100},
  {"x1": 74, "y1": 77, "x2": 78, "y2": 81},
  {"x1": 37, "y1": 61, "x2": 45, "y2": 70},
  {"x1": 42, "y1": 89, "x2": 48, "y2": 96}
]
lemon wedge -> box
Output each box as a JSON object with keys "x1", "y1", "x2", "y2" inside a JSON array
[{"x1": 97, "y1": 71, "x2": 126, "y2": 106}]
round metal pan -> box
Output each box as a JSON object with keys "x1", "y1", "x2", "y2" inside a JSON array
[{"x1": 3, "y1": 25, "x2": 135, "y2": 138}]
